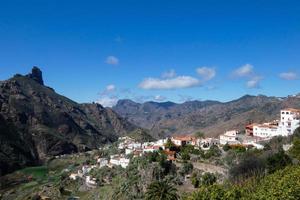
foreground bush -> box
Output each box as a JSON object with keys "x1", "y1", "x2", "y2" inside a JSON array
[{"x1": 185, "y1": 165, "x2": 300, "y2": 200}]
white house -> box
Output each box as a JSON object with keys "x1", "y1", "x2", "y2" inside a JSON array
[
  {"x1": 198, "y1": 138, "x2": 219, "y2": 149},
  {"x1": 109, "y1": 155, "x2": 130, "y2": 168},
  {"x1": 86, "y1": 176, "x2": 97, "y2": 188},
  {"x1": 128, "y1": 142, "x2": 142, "y2": 150},
  {"x1": 125, "y1": 148, "x2": 134, "y2": 155},
  {"x1": 219, "y1": 130, "x2": 240, "y2": 145},
  {"x1": 143, "y1": 145, "x2": 160, "y2": 153},
  {"x1": 252, "y1": 108, "x2": 300, "y2": 138},
  {"x1": 119, "y1": 158, "x2": 130, "y2": 168},
  {"x1": 171, "y1": 135, "x2": 196, "y2": 146},
  {"x1": 253, "y1": 123, "x2": 278, "y2": 138},
  {"x1": 97, "y1": 158, "x2": 108, "y2": 168},
  {"x1": 278, "y1": 108, "x2": 300, "y2": 136}
]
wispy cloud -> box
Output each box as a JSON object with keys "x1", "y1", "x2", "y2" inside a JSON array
[
  {"x1": 232, "y1": 64, "x2": 253, "y2": 77},
  {"x1": 196, "y1": 67, "x2": 216, "y2": 81},
  {"x1": 105, "y1": 56, "x2": 119, "y2": 65},
  {"x1": 161, "y1": 69, "x2": 176, "y2": 78},
  {"x1": 106, "y1": 84, "x2": 115, "y2": 92},
  {"x1": 97, "y1": 84, "x2": 118, "y2": 107},
  {"x1": 246, "y1": 76, "x2": 262, "y2": 88},
  {"x1": 96, "y1": 96, "x2": 118, "y2": 107},
  {"x1": 139, "y1": 76, "x2": 200, "y2": 90},
  {"x1": 100, "y1": 84, "x2": 116, "y2": 95},
  {"x1": 279, "y1": 72, "x2": 298, "y2": 80},
  {"x1": 232, "y1": 64, "x2": 262, "y2": 89}
]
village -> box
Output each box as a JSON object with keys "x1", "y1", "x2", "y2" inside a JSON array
[{"x1": 68, "y1": 108, "x2": 300, "y2": 188}]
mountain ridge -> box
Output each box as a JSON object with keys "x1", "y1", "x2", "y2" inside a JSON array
[
  {"x1": 113, "y1": 94, "x2": 300, "y2": 138},
  {"x1": 0, "y1": 67, "x2": 148, "y2": 175}
]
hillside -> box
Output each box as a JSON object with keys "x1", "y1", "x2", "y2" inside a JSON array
[
  {"x1": 113, "y1": 95, "x2": 300, "y2": 138},
  {"x1": 0, "y1": 67, "x2": 147, "y2": 175}
]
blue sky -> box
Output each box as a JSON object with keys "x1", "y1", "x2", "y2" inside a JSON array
[{"x1": 1, "y1": 0, "x2": 300, "y2": 106}]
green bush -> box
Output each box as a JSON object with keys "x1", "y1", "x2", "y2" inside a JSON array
[{"x1": 201, "y1": 172, "x2": 217, "y2": 186}]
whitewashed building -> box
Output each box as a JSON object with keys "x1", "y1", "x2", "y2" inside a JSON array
[
  {"x1": 219, "y1": 130, "x2": 240, "y2": 145},
  {"x1": 278, "y1": 108, "x2": 300, "y2": 136},
  {"x1": 253, "y1": 123, "x2": 278, "y2": 138},
  {"x1": 198, "y1": 138, "x2": 219, "y2": 149},
  {"x1": 97, "y1": 158, "x2": 109, "y2": 168},
  {"x1": 253, "y1": 108, "x2": 300, "y2": 138},
  {"x1": 109, "y1": 155, "x2": 130, "y2": 168}
]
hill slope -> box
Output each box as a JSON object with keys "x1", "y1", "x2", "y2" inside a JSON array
[
  {"x1": 0, "y1": 67, "x2": 143, "y2": 175},
  {"x1": 113, "y1": 95, "x2": 300, "y2": 138}
]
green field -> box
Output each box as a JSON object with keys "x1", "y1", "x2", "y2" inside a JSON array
[{"x1": 19, "y1": 166, "x2": 48, "y2": 180}]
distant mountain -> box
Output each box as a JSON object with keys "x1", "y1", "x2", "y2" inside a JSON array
[
  {"x1": 0, "y1": 67, "x2": 148, "y2": 175},
  {"x1": 113, "y1": 95, "x2": 300, "y2": 138}
]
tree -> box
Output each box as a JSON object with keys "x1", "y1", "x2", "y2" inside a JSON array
[
  {"x1": 203, "y1": 145, "x2": 221, "y2": 159},
  {"x1": 191, "y1": 172, "x2": 200, "y2": 188},
  {"x1": 229, "y1": 153, "x2": 265, "y2": 183},
  {"x1": 186, "y1": 184, "x2": 226, "y2": 200},
  {"x1": 165, "y1": 138, "x2": 177, "y2": 151},
  {"x1": 289, "y1": 137, "x2": 300, "y2": 161},
  {"x1": 266, "y1": 150, "x2": 292, "y2": 173},
  {"x1": 181, "y1": 162, "x2": 193, "y2": 175},
  {"x1": 194, "y1": 131, "x2": 205, "y2": 139},
  {"x1": 223, "y1": 143, "x2": 231, "y2": 151},
  {"x1": 201, "y1": 172, "x2": 217, "y2": 186},
  {"x1": 145, "y1": 180, "x2": 179, "y2": 200},
  {"x1": 181, "y1": 152, "x2": 191, "y2": 161}
]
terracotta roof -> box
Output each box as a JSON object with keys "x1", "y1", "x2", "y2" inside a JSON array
[
  {"x1": 254, "y1": 124, "x2": 278, "y2": 129},
  {"x1": 172, "y1": 135, "x2": 195, "y2": 141},
  {"x1": 246, "y1": 123, "x2": 260, "y2": 128},
  {"x1": 282, "y1": 108, "x2": 300, "y2": 113}
]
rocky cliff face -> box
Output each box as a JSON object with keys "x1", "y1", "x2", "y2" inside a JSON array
[
  {"x1": 113, "y1": 95, "x2": 300, "y2": 138},
  {"x1": 0, "y1": 67, "x2": 140, "y2": 175}
]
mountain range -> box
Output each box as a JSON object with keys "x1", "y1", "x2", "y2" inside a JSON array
[
  {"x1": 0, "y1": 67, "x2": 146, "y2": 175},
  {"x1": 113, "y1": 94, "x2": 300, "y2": 138},
  {"x1": 1, "y1": 67, "x2": 299, "y2": 176}
]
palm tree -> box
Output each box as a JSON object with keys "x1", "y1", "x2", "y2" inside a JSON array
[{"x1": 145, "y1": 180, "x2": 179, "y2": 200}]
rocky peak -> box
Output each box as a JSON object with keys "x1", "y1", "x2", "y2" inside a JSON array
[{"x1": 26, "y1": 66, "x2": 44, "y2": 85}]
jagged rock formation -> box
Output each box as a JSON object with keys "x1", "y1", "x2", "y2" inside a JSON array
[
  {"x1": 26, "y1": 66, "x2": 44, "y2": 85},
  {"x1": 0, "y1": 67, "x2": 146, "y2": 175},
  {"x1": 113, "y1": 95, "x2": 300, "y2": 138}
]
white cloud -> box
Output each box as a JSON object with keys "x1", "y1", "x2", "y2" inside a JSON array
[
  {"x1": 105, "y1": 56, "x2": 119, "y2": 65},
  {"x1": 246, "y1": 76, "x2": 262, "y2": 88},
  {"x1": 106, "y1": 84, "x2": 116, "y2": 92},
  {"x1": 100, "y1": 84, "x2": 116, "y2": 95},
  {"x1": 233, "y1": 64, "x2": 253, "y2": 77},
  {"x1": 154, "y1": 95, "x2": 166, "y2": 101},
  {"x1": 161, "y1": 69, "x2": 176, "y2": 78},
  {"x1": 196, "y1": 67, "x2": 216, "y2": 81},
  {"x1": 96, "y1": 96, "x2": 118, "y2": 107},
  {"x1": 279, "y1": 72, "x2": 298, "y2": 80},
  {"x1": 139, "y1": 76, "x2": 200, "y2": 90}
]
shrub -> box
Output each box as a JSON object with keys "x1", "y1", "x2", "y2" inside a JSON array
[
  {"x1": 266, "y1": 150, "x2": 292, "y2": 173},
  {"x1": 201, "y1": 172, "x2": 217, "y2": 186},
  {"x1": 223, "y1": 143, "x2": 231, "y2": 151}
]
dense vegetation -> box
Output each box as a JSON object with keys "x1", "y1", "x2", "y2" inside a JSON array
[{"x1": 185, "y1": 127, "x2": 300, "y2": 200}]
